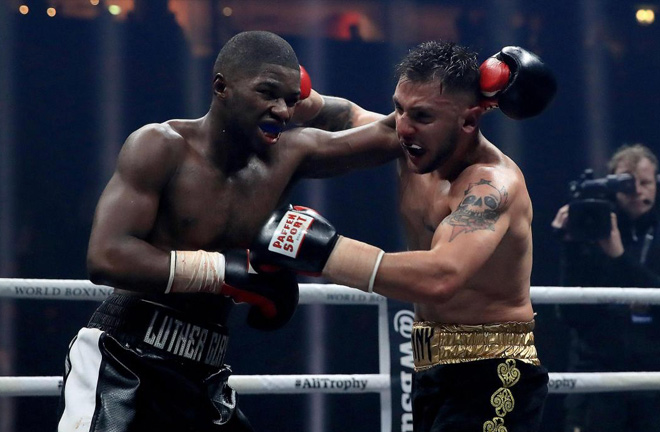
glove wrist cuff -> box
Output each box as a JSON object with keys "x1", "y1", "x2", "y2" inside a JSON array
[
  {"x1": 322, "y1": 236, "x2": 384, "y2": 292},
  {"x1": 165, "y1": 250, "x2": 226, "y2": 294}
]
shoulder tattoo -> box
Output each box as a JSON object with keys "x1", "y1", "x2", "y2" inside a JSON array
[
  {"x1": 442, "y1": 179, "x2": 509, "y2": 241},
  {"x1": 305, "y1": 96, "x2": 353, "y2": 131}
]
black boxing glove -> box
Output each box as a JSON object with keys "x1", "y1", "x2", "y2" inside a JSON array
[
  {"x1": 252, "y1": 205, "x2": 387, "y2": 293},
  {"x1": 224, "y1": 249, "x2": 299, "y2": 331},
  {"x1": 250, "y1": 205, "x2": 339, "y2": 275},
  {"x1": 479, "y1": 46, "x2": 557, "y2": 119}
]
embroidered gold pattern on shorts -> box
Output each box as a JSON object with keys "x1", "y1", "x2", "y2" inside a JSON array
[
  {"x1": 411, "y1": 321, "x2": 540, "y2": 371},
  {"x1": 483, "y1": 416, "x2": 507, "y2": 432},
  {"x1": 482, "y1": 359, "x2": 521, "y2": 432}
]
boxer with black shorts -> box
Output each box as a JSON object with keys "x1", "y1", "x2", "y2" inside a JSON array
[
  {"x1": 251, "y1": 41, "x2": 556, "y2": 431},
  {"x1": 56, "y1": 31, "x2": 399, "y2": 432}
]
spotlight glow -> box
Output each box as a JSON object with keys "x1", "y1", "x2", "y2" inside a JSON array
[
  {"x1": 47, "y1": 7, "x2": 56, "y2": 17},
  {"x1": 18, "y1": 5, "x2": 28, "y2": 14},
  {"x1": 108, "y1": 5, "x2": 121, "y2": 15},
  {"x1": 222, "y1": 7, "x2": 233, "y2": 17},
  {"x1": 636, "y1": 8, "x2": 655, "y2": 25},
  {"x1": 90, "y1": 0, "x2": 100, "y2": 5}
]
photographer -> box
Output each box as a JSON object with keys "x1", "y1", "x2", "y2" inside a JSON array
[{"x1": 552, "y1": 144, "x2": 660, "y2": 432}]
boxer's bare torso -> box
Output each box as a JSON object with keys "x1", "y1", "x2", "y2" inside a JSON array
[
  {"x1": 87, "y1": 69, "x2": 398, "y2": 322},
  {"x1": 397, "y1": 138, "x2": 534, "y2": 324}
]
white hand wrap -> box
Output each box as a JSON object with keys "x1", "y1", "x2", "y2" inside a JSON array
[
  {"x1": 322, "y1": 236, "x2": 384, "y2": 293},
  {"x1": 165, "y1": 250, "x2": 226, "y2": 294}
]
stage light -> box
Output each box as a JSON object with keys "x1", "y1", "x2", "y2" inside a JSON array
[
  {"x1": 47, "y1": 7, "x2": 56, "y2": 17},
  {"x1": 222, "y1": 7, "x2": 233, "y2": 17},
  {"x1": 90, "y1": 0, "x2": 100, "y2": 5},
  {"x1": 18, "y1": 5, "x2": 28, "y2": 15},
  {"x1": 636, "y1": 8, "x2": 656, "y2": 25},
  {"x1": 108, "y1": 5, "x2": 121, "y2": 15}
]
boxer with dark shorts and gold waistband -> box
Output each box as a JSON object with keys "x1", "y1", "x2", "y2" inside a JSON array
[
  {"x1": 245, "y1": 40, "x2": 555, "y2": 432},
  {"x1": 411, "y1": 321, "x2": 548, "y2": 432}
]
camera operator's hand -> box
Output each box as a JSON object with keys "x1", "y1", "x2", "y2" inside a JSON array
[
  {"x1": 551, "y1": 205, "x2": 569, "y2": 230},
  {"x1": 551, "y1": 204, "x2": 573, "y2": 240},
  {"x1": 597, "y1": 212, "x2": 624, "y2": 258}
]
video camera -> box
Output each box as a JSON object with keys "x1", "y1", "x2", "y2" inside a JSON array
[{"x1": 566, "y1": 169, "x2": 635, "y2": 241}]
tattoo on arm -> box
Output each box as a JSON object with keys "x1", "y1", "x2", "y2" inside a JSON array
[
  {"x1": 442, "y1": 179, "x2": 509, "y2": 241},
  {"x1": 305, "y1": 96, "x2": 354, "y2": 131}
]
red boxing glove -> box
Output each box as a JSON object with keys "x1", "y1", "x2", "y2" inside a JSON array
[
  {"x1": 300, "y1": 65, "x2": 312, "y2": 100},
  {"x1": 479, "y1": 57, "x2": 510, "y2": 110}
]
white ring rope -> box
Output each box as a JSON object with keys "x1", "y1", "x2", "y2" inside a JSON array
[
  {"x1": 0, "y1": 374, "x2": 391, "y2": 397},
  {"x1": 2, "y1": 278, "x2": 660, "y2": 400},
  {"x1": 531, "y1": 286, "x2": 660, "y2": 304},
  {"x1": 2, "y1": 278, "x2": 660, "y2": 304},
  {"x1": 0, "y1": 279, "x2": 385, "y2": 304},
  {"x1": 2, "y1": 372, "x2": 660, "y2": 397},
  {"x1": 547, "y1": 372, "x2": 660, "y2": 393}
]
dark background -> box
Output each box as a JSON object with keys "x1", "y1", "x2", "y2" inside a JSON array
[{"x1": 1, "y1": 0, "x2": 659, "y2": 431}]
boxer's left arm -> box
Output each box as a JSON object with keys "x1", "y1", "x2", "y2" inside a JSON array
[
  {"x1": 356, "y1": 172, "x2": 516, "y2": 303},
  {"x1": 293, "y1": 91, "x2": 387, "y2": 131},
  {"x1": 285, "y1": 114, "x2": 400, "y2": 179},
  {"x1": 252, "y1": 171, "x2": 518, "y2": 303},
  {"x1": 281, "y1": 65, "x2": 399, "y2": 177},
  {"x1": 290, "y1": 65, "x2": 386, "y2": 130}
]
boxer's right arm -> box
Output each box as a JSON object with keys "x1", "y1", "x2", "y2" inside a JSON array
[
  {"x1": 87, "y1": 129, "x2": 299, "y2": 323},
  {"x1": 87, "y1": 124, "x2": 181, "y2": 293}
]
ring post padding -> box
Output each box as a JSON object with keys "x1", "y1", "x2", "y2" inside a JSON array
[{"x1": 378, "y1": 300, "x2": 392, "y2": 432}]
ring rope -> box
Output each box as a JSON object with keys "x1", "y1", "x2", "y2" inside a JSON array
[
  {"x1": 0, "y1": 374, "x2": 391, "y2": 397},
  {"x1": 2, "y1": 278, "x2": 660, "y2": 304},
  {"x1": 0, "y1": 279, "x2": 385, "y2": 305},
  {"x1": 2, "y1": 372, "x2": 660, "y2": 397},
  {"x1": 2, "y1": 279, "x2": 660, "y2": 400},
  {"x1": 530, "y1": 286, "x2": 660, "y2": 304}
]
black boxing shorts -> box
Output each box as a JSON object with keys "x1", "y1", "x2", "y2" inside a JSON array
[
  {"x1": 57, "y1": 293, "x2": 253, "y2": 432},
  {"x1": 411, "y1": 321, "x2": 548, "y2": 432}
]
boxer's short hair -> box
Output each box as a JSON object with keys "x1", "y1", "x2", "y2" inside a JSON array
[
  {"x1": 395, "y1": 40, "x2": 480, "y2": 102},
  {"x1": 213, "y1": 31, "x2": 299, "y2": 78}
]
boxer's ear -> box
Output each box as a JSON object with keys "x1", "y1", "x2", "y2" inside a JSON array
[
  {"x1": 213, "y1": 73, "x2": 227, "y2": 98},
  {"x1": 460, "y1": 105, "x2": 482, "y2": 134}
]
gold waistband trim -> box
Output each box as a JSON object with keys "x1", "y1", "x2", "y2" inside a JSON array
[{"x1": 412, "y1": 320, "x2": 540, "y2": 371}]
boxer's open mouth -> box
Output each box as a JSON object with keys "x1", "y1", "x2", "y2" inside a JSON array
[
  {"x1": 401, "y1": 141, "x2": 425, "y2": 157},
  {"x1": 259, "y1": 123, "x2": 284, "y2": 144}
]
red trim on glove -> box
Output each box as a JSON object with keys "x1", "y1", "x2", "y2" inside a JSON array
[{"x1": 221, "y1": 284, "x2": 277, "y2": 318}]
